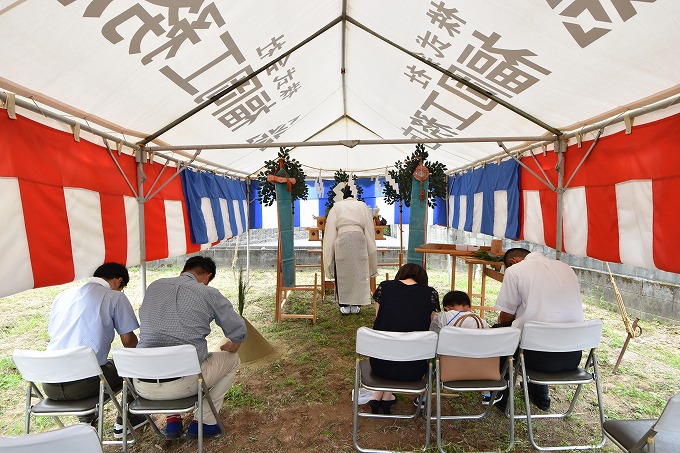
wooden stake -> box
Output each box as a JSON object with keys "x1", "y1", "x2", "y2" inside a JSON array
[{"x1": 612, "y1": 317, "x2": 641, "y2": 374}]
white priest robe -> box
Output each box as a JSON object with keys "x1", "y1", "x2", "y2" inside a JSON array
[{"x1": 323, "y1": 197, "x2": 378, "y2": 306}]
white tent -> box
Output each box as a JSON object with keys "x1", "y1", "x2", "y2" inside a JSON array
[{"x1": 2, "y1": 0, "x2": 680, "y2": 295}]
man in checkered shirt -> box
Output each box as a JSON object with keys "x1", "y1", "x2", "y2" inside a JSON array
[{"x1": 136, "y1": 256, "x2": 247, "y2": 439}]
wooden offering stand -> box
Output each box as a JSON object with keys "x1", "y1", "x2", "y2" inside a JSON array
[{"x1": 414, "y1": 243, "x2": 504, "y2": 319}]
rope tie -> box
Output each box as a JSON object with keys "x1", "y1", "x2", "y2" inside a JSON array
[{"x1": 606, "y1": 262, "x2": 641, "y2": 338}]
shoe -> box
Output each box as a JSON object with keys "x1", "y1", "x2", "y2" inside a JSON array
[
  {"x1": 412, "y1": 396, "x2": 427, "y2": 409},
  {"x1": 114, "y1": 414, "x2": 148, "y2": 439},
  {"x1": 350, "y1": 305, "x2": 361, "y2": 314},
  {"x1": 380, "y1": 398, "x2": 397, "y2": 414},
  {"x1": 368, "y1": 399, "x2": 381, "y2": 414},
  {"x1": 164, "y1": 415, "x2": 183, "y2": 440},
  {"x1": 482, "y1": 392, "x2": 503, "y2": 406},
  {"x1": 339, "y1": 306, "x2": 352, "y2": 315},
  {"x1": 78, "y1": 414, "x2": 98, "y2": 426},
  {"x1": 186, "y1": 420, "x2": 222, "y2": 439},
  {"x1": 529, "y1": 394, "x2": 551, "y2": 411}
]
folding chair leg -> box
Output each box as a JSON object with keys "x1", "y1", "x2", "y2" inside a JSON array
[
  {"x1": 123, "y1": 378, "x2": 164, "y2": 438},
  {"x1": 24, "y1": 383, "x2": 31, "y2": 434},
  {"x1": 437, "y1": 358, "x2": 516, "y2": 453},
  {"x1": 200, "y1": 376, "x2": 227, "y2": 437},
  {"x1": 352, "y1": 362, "x2": 360, "y2": 452},
  {"x1": 592, "y1": 356, "x2": 606, "y2": 448},
  {"x1": 507, "y1": 358, "x2": 515, "y2": 452},
  {"x1": 97, "y1": 380, "x2": 104, "y2": 443},
  {"x1": 521, "y1": 354, "x2": 607, "y2": 451},
  {"x1": 198, "y1": 378, "x2": 203, "y2": 453},
  {"x1": 425, "y1": 361, "x2": 432, "y2": 450},
  {"x1": 25, "y1": 383, "x2": 65, "y2": 434},
  {"x1": 101, "y1": 378, "x2": 137, "y2": 448},
  {"x1": 122, "y1": 382, "x2": 129, "y2": 453}
]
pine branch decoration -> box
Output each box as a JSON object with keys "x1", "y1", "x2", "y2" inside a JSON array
[
  {"x1": 382, "y1": 144, "x2": 447, "y2": 208},
  {"x1": 256, "y1": 148, "x2": 308, "y2": 207}
]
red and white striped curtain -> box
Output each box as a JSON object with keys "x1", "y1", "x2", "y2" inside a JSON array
[
  {"x1": 520, "y1": 111, "x2": 680, "y2": 274},
  {"x1": 0, "y1": 113, "x2": 200, "y2": 297}
]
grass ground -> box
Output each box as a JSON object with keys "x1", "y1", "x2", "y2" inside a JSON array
[{"x1": 0, "y1": 263, "x2": 678, "y2": 452}]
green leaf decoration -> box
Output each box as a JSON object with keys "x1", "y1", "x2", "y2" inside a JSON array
[
  {"x1": 382, "y1": 144, "x2": 447, "y2": 208},
  {"x1": 256, "y1": 147, "x2": 309, "y2": 208},
  {"x1": 324, "y1": 169, "x2": 364, "y2": 215}
]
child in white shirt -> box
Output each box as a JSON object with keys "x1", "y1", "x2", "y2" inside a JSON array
[
  {"x1": 430, "y1": 291, "x2": 496, "y2": 405},
  {"x1": 430, "y1": 290, "x2": 490, "y2": 333}
]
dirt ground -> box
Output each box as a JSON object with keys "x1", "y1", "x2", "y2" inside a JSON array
[
  {"x1": 116, "y1": 297, "x2": 679, "y2": 453},
  {"x1": 2, "y1": 266, "x2": 678, "y2": 452}
]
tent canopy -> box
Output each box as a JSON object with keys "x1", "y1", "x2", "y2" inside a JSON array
[{"x1": 2, "y1": 0, "x2": 679, "y2": 177}]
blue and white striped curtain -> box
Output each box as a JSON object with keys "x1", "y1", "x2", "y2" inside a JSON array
[
  {"x1": 448, "y1": 159, "x2": 520, "y2": 239},
  {"x1": 180, "y1": 169, "x2": 248, "y2": 244}
]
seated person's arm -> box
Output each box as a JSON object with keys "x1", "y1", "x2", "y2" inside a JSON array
[
  {"x1": 497, "y1": 311, "x2": 515, "y2": 327},
  {"x1": 120, "y1": 331, "x2": 138, "y2": 348},
  {"x1": 220, "y1": 340, "x2": 242, "y2": 353}
]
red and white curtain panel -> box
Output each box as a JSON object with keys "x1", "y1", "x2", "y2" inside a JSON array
[
  {"x1": 520, "y1": 111, "x2": 680, "y2": 274},
  {"x1": 0, "y1": 113, "x2": 200, "y2": 297}
]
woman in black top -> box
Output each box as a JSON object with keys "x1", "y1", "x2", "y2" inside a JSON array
[{"x1": 368, "y1": 263, "x2": 440, "y2": 413}]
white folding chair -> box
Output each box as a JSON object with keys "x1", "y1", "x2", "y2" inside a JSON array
[
  {"x1": 112, "y1": 344, "x2": 225, "y2": 453},
  {"x1": 434, "y1": 326, "x2": 521, "y2": 452},
  {"x1": 12, "y1": 346, "x2": 132, "y2": 447},
  {"x1": 352, "y1": 327, "x2": 439, "y2": 453},
  {"x1": 516, "y1": 319, "x2": 606, "y2": 451},
  {"x1": 0, "y1": 424, "x2": 103, "y2": 453},
  {"x1": 604, "y1": 392, "x2": 680, "y2": 452}
]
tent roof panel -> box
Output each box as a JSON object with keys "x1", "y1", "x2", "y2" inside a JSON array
[{"x1": 1, "y1": 1, "x2": 679, "y2": 176}]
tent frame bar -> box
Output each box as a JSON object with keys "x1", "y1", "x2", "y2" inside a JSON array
[
  {"x1": 0, "y1": 91, "x2": 247, "y2": 177},
  {"x1": 452, "y1": 93, "x2": 680, "y2": 174},
  {"x1": 146, "y1": 136, "x2": 554, "y2": 152},
  {"x1": 138, "y1": 16, "x2": 344, "y2": 146}
]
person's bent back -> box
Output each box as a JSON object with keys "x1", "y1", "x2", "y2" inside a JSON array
[
  {"x1": 44, "y1": 262, "x2": 144, "y2": 437},
  {"x1": 136, "y1": 256, "x2": 246, "y2": 439}
]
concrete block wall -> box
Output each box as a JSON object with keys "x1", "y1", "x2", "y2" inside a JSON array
[
  {"x1": 574, "y1": 267, "x2": 680, "y2": 325},
  {"x1": 151, "y1": 227, "x2": 680, "y2": 324}
]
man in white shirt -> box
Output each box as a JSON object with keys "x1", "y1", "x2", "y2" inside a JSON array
[
  {"x1": 494, "y1": 248, "x2": 584, "y2": 411},
  {"x1": 44, "y1": 262, "x2": 145, "y2": 437}
]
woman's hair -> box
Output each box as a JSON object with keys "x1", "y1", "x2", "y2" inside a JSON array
[{"x1": 394, "y1": 263, "x2": 428, "y2": 285}]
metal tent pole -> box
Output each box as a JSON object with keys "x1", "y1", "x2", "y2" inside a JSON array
[
  {"x1": 555, "y1": 139, "x2": 566, "y2": 260},
  {"x1": 246, "y1": 180, "x2": 251, "y2": 284},
  {"x1": 136, "y1": 155, "x2": 148, "y2": 295}
]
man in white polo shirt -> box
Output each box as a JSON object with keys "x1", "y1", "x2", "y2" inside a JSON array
[
  {"x1": 494, "y1": 248, "x2": 584, "y2": 411},
  {"x1": 44, "y1": 262, "x2": 146, "y2": 437}
]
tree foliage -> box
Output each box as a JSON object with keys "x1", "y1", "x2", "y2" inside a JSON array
[
  {"x1": 256, "y1": 148, "x2": 308, "y2": 207},
  {"x1": 382, "y1": 144, "x2": 447, "y2": 208},
  {"x1": 324, "y1": 169, "x2": 364, "y2": 214}
]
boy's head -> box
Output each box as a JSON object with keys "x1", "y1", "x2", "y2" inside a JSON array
[{"x1": 442, "y1": 290, "x2": 471, "y2": 312}]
